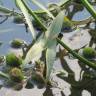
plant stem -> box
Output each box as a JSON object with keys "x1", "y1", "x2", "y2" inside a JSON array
[
  {"x1": 0, "y1": 0, "x2": 70, "y2": 15},
  {"x1": 57, "y1": 38, "x2": 96, "y2": 70},
  {"x1": 0, "y1": 71, "x2": 9, "y2": 79},
  {"x1": 0, "y1": 5, "x2": 21, "y2": 16},
  {"x1": 21, "y1": 0, "x2": 47, "y2": 31},
  {"x1": 81, "y1": 0, "x2": 96, "y2": 19}
]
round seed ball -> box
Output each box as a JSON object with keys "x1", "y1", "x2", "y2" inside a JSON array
[
  {"x1": 83, "y1": 47, "x2": 96, "y2": 59},
  {"x1": 13, "y1": 15, "x2": 24, "y2": 24},
  {"x1": 10, "y1": 68, "x2": 24, "y2": 82},
  {"x1": 10, "y1": 39, "x2": 24, "y2": 48},
  {"x1": 6, "y1": 53, "x2": 22, "y2": 67}
]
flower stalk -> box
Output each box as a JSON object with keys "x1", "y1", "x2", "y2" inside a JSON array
[{"x1": 81, "y1": 0, "x2": 96, "y2": 19}]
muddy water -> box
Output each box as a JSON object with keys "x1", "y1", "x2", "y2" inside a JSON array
[{"x1": 0, "y1": 0, "x2": 96, "y2": 96}]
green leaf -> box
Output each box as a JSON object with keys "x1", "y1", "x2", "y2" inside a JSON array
[
  {"x1": 45, "y1": 11, "x2": 64, "y2": 40},
  {"x1": 46, "y1": 40, "x2": 56, "y2": 81},
  {"x1": 16, "y1": 0, "x2": 36, "y2": 40},
  {"x1": 24, "y1": 38, "x2": 46, "y2": 64},
  {"x1": 30, "y1": 0, "x2": 54, "y2": 19},
  {"x1": 14, "y1": 0, "x2": 20, "y2": 9},
  {"x1": 21, "y1": 0, "x2": 47, "y2": 31},
  {"x1": 45, "y1": 11, "x2": 64, "y2": 81}
]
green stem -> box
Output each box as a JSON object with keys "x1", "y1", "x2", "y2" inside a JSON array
[
  {"x1": 1, "y1": 5, "x2": 94, "y2": 27},
  {"x1": 0, "y1": 0, "x2": 70, "y2": 15},
  {"x1": 21, "y1": 0, "x2": 47, "y2": 31},
  {"x1": 29, "y1": 0, "x2": 71, "y2": 14},
  {"x1": 72, "y1": 16, "x2": 94, "y2": 26},
  {"x1": 0, "y1": 5, "x2": 21, "y2": 16},
  {"x1": 0, "y1": 71, "x2": 9, "y2": 79},
  {"x1": 81, "y1": 0, "x2": 96, "y2": 19},
  {"x1": 57, "y1": 38, "x2": 96, "y2": 70}
]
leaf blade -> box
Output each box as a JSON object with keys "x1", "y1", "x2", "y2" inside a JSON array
[
  {"x1": 16, "y1": 0, "x2": 36, "y2": 40},
  {"x1": 46, "y1": 40, "x2": 56, "y2": 81},
  {"x1": 45, "y1": 11, "x2": 64, "y2": 81},
  {"x1": 24, "y1": 38, "x2": 46, "y2": 64},
  {"x1": 45, "y1": 11, "x2": 64, "y2": 40}
]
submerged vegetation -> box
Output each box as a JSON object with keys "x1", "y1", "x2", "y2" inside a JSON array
[{"x1": 0, "y1": 0, "x2": 96, "y2": 95}]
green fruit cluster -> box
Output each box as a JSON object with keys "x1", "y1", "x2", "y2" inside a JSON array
[
  {"x1": 83, "y1": 47, "x2": 96, "y2": 59},
  {"x1": 6, "y1": 53, "x2": 22, "y2": 67},
  {"x1": 6, "y1": 53, "x2": 24, "y2": 82},
  {"x1": 10, "y1": 68, "x2": 24, "y2": 82},
  {"x1": 10, "y1": 39, "x2": 23, "y2": 48},
  {"x1": 13, "y1": 15, "x2": 24, "y2": 24}
]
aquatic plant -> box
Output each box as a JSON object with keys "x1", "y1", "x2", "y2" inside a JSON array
[
  {"x1": 6, "y1": 53, "x2": 22, "y2": 67},
  {"x1": 14, "y1": 0, "x2": 96, "y2": 82},
  {"x1": 10, "y1": 39, "x2": 24, "y2": 48},
  {"x1": 9, "y1": 68, "x2": 24, "y2": 82},
  {"x1": 0, "y1": 0, "x2": 96, "y2": 88},
  {"x1": 83, "y1": 47, "x2": 96, "y2": 59},
  {"x1": 13, "y1": 15, "x2": 24, "y2": 24}
]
